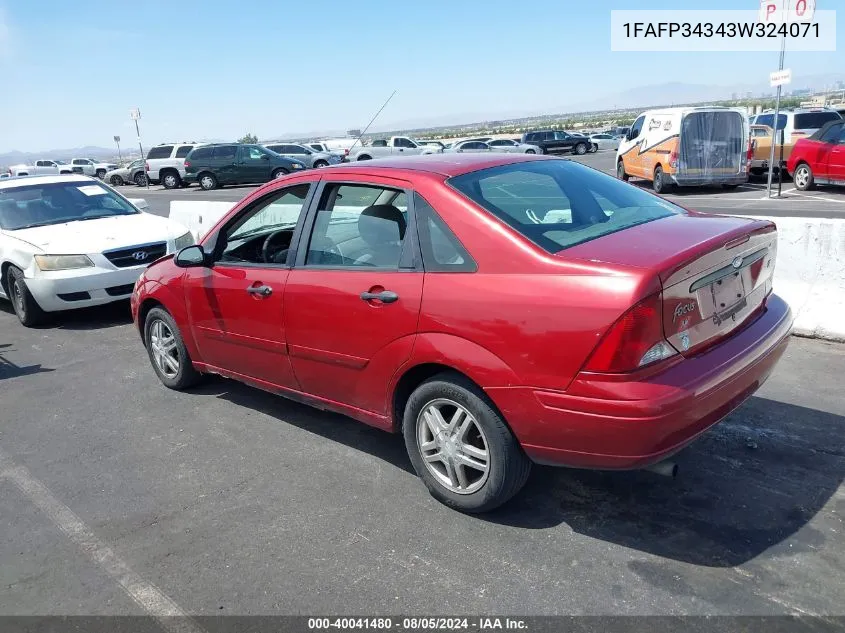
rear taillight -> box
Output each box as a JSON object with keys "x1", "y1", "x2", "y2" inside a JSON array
[
  {"x1": 746, "y1": 139, "x2": 754, "y2": 162},
  {"x1": 669, "y1": 151, "x2": 678, "y2": 169},
  {"x1": 145, "y1": 162, "x2": 150, "y2": 171},
  {"x1": 344, "y1": 148, "x2": 349, "y2": 155},
  {"x1": 583, "y1": 293, "x2": 676, "y2": 373},
  {"x1": 184, "y1": 160, "x2": 191, "y2": 168}
]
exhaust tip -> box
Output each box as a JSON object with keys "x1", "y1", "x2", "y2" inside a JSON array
[{"x1": 644, "y1": 460, "x2": 678, "y2": 478}]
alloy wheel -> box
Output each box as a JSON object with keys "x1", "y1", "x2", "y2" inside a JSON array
[
  {"x1": 149, "y1": 319, "x2": 180, "y2": 378},
  {"x1": 417, "y1": 399, "x2": 490, "y2": 495},
  {"x1": 795, "y1": 166, "x2": 809, "y2": 189}
]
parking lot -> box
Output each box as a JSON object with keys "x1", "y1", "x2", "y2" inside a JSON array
[
  {"x1": 2, "y1": 151, "x2": 845, "y2": 621},
  {"x1": 129, "y1": 151, "x2": 845, "y2": 221}
]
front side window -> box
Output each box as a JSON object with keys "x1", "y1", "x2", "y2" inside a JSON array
[
  {"x1": 219, "y1": 184, "x2": 311, "y2": 265},
  {"x1": 305, "y1": 183, "x2": 408, "y2": 268},
  {"x1": 0, "y1": 181, "x2": 139, "y2": 230},
  {"x1": 630, "y1": 116, "x2": 645, "y2": 139},
  {"x1": 242, "y1": 146, "x2": 269, "y2": 161},
  {"x1": 554, "y1": 131, "x2": 571, "y2": 140},
  {"x1": 448, "y1": 160, "x2": 682, "y2": 254},
  {"x1": 395, "y1": 138, "x2": 415, "y2": 148},
  {"x1": 147, "y1": 146, "x2": 173, "y2": 159}
]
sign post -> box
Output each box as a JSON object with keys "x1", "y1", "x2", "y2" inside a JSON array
[
  {"x1": 129, "y1": 108, "x2": 148, "y2": 189},
  {"x1": 113, "y1": 135, "x2": 122, "y2": 163},
  {"x1": 758, "y1": 0, "x2": 816, "y2": 198}
]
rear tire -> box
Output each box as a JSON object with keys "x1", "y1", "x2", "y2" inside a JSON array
[
  {"x1": 402, "y1": 373, "x2": 531, "y2": 513},
  {"x1": 617, "y1": 159, "x2": 629, "y2": 182},
  {"x1": 357, "y1": 154, "x2": 372, "y2": 161},
  {"x1": 110, "y1": 175, "x2": 125, "y2": 186},
  {"x1": 653, "y1": 165, "x2": 670, "y2": 194},
  {"x1": 793, "y1": 163, "x2": 814, "y2": 191},
  {"x1": 313, "y1": 160, "x2": 329, "y2": 168},
  {"x1": 162, "y1": 171, "x2": 181, "y2": 189},
  {"x1": 144, "y1": 307, "x2": 203, "y2": 390},
  {"x1": 525, "y1": 149, "x2": 536, "y2": 154},
  {"x1": 6, "y1": 266, "x2": 47, "y2": 327},
  {"x1": 198, "y1": 172, "x2": 218, "y2": 191}
]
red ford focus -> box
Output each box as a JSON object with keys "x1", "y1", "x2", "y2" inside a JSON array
[{"x1": 131, "y1": 154, "x2": 792, "y2": 512}]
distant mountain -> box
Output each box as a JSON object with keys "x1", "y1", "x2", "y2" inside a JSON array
[{"x1": 0, "y1": 146, "x2": 129, "y2": 167}]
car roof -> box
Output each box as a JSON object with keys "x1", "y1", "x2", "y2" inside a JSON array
[
  {"x1": 322, "y1": 153, "x2": 562, "y2": 178},
  {"x1": 0, "y1": 174, "x2": 94, "y2": 190}
]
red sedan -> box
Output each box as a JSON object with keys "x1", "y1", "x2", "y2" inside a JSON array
[
  {"x1": 787, "y1": 118, "x2": 845, "y2": 190},
  {"x1": 130, "y1": 154, "x2": 792, "y2": 512}
]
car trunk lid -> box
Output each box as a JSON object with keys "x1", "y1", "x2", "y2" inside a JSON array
[{"x1": 563, "y1": 213, "x2": 777, "y2": 355}]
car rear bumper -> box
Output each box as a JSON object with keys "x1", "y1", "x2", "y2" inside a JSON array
[
  {"x1": 487, "y1": 294, "x2": 793, "y2": 470},
  {"x1": 25, "y1": 266, "x2": 148, "y2": 312},
  {"x1": 668, "y1": 173, "x2": 748, "y2": 186}
]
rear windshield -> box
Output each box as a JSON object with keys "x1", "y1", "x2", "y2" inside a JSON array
[
  {"x1": 448, "y1": 160, "x2": 682, "y2": 254},
  {"x1": 0, "y1": 181, "x2": 139, "y2": 230},
  {"x1": 794, "y1": 112, "x2": 841, "y2": 130}
]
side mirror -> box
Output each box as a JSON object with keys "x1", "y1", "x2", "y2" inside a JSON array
[{"x1": 175, "y1": 245, "x2": 207, "y2": 268}]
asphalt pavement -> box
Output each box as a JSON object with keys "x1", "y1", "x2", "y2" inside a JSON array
[
  {"x1": 1, "y1": 302, "x2": 844, "y2": 617},
  {"x1": 123, "y1": 151, "x2": 845, "y2": 221}
]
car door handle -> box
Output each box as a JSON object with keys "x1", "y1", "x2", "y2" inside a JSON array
[
  {"x1": 247, "y1": 285, "x2": 272, "y2": 297},
  {"x1": 360, "y1": 290, "x2": 399, "y2": 303}
]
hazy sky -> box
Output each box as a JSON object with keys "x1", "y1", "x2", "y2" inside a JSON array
[{"x1": 0, "y1": 0, "x2": 842, "y2": 152}]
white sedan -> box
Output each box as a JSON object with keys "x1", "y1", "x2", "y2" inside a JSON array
[
  {"x1": 486, "y1": 139, "x2": 542, "y2": 154},
  {"x1": 589, "y1": 133, "x2": 621, "y2": 151},
  {"x1": 0, "y1": 174, "x2": 194, "y2": 327}
]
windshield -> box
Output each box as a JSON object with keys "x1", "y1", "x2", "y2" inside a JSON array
[
  {"x1": 448, "y1": 160, "x2": 682, "y2": 253},
  {"x1": 0, "y1": 181, "x2": 140, "y2": 230},
  {"x1": 794, "y1": 112, "x2": 841, "y2": 130}
]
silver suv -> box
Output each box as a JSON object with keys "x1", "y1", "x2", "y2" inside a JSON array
[{"x1": 145, "y1": 142, "x2": 205, "y2": 189}]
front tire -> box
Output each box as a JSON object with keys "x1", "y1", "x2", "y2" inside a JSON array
[
  {"x1": 134, "y1": 172, "x2": 147, "y2": 187},
  {"x1": 198, "y1": 172, "x2": 218, "y2": 190},
  {"x1": 525, "y1": 149, "x2": 536, "y2": 154},
  {"x1": 793, "y1": 163, "x2": 815, "y2": 191},
  {"x1": 96, "y1": 169, "x2": 107, "y2": 179},
  {"x1": 357, "y1": 154, "x2": 372, "y2": 161},
  {"x1": 573, "y1": 142, "x2": 588, "y2": 155},
  {"x1": 144, "y1": 307, "x2": 203, "y2": 390},
  {"x1": 162, "y1": 171, "x2": 181, "y2": 189},
  {"x1": 403, "y1": 373, "x2": 531, "y2": 513},
  {"x1": 313, "y1": 160, "x2": 328, "y2": 168},
  {"x1": 617, "y1": 159, "x2": 629, "y2": 181},
  {"x1": 272, "y1": 168, "x2": 289, "y2": 179},
  {"x1": 110, "y1": 175, "x2": 125, "y2": 186},
  {"x1": 6, "y1": 266, "x2": 47, "y2": 327}
]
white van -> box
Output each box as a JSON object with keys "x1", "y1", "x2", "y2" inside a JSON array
[{"x1": 616, "y1": 107, "x2": 750, "y2": 193}]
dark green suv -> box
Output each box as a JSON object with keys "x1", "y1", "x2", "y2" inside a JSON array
[{"x1": 184, "y1": 144, "x2": 306, "y2": 190}]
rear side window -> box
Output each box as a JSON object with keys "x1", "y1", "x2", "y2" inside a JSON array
[
  {"x1": 189, "y1": 147, "x2": 212, "y2": 160},
  {"x1": 794, "y1": 112, "x2": 841, "y2": 130},
  {"x1": 448, "y1": 160, "x2": 682, "y2": 254},
  {"x1": 415, "y1": 194, "x2": 475, "y2": 272},
  {"x1": 147, "y1": 146, "x2": 173, "y2": 159},
  {"x1": 175, "y1": 145, "x2": 194, "y2": 158},
  {"x1": 212, "y1": 145, "x2": 237, "y2": 159}
]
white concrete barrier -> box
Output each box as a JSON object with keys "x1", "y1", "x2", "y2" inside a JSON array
[
  {"x1": 755, "y1": 216, "x2": 845, "y2": 342},
  {"x1": 167, "y1": 202, "x2": 845, "y2": 342}
]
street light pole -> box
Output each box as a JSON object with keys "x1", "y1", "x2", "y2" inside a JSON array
[{"x1": 130, "y1": 108, "x2": 149, "y2": 190}]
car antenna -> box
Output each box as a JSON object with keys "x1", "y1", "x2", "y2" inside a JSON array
[{"x1": 348, "y1": 90, "x2": 397, "y2": 153}]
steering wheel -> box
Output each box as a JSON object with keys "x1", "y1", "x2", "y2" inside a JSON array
[{"x1": 261, "y1": 229, "x2": 291, "y2": 264}]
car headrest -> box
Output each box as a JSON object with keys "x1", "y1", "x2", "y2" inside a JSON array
[{"x1": 357, "y1": 205, "x2": 406, "y2": 246}]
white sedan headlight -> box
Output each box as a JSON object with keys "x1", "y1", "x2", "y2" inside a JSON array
[
  {"x1": 34, "y1": 254, "x2": 94, "y2": 271},
  {"x1": 173, "y1": 231, "x2": 195, "y2": 251}
]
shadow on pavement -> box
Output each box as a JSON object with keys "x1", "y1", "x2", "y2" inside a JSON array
[
  {"x1": 194, "y1": 379, "x2": 844, "y2": 568},
  {"x1": 0, "y1": 299, "x2": 133, "y2": 331},
  {"x1": 0, "y1": 343, "x2": 54, "y2": 380}
]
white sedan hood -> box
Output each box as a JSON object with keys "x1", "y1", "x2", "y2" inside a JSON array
[{"x1": 8, "y1": 212, "x2": 187, "y2": 255}]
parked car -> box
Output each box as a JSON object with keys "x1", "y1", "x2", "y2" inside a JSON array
[
  {"x1": 7, "y1": 160, "x2": 79, "y2": 178},
  {"x1": 486, "y1": 139, "x2": 541, "y2": 154},
  {"x1": 589, "y1": 133, "x2": 621, "y2": 151},
  {"x1": 70, "y1": 158, "x2": 118, "y2": 179},
  {"x1": 130, "y1": 153, "x2": 791, "y2": 513},
  {"x1": 418, "y1": 140, "x2": 447, "y2": 150},
  {"x1": 750, "y1": 107, "x2": 842, "y2": 148},
  {"x1": 444, "y1": 140, "x2": 492, "y2": 153},
  {"x1": 103, "y1": 159, "x2": 147, "y2": 187},
  {"x1": 304, "y1": 142, "x2": 346, "y2": 158},
  {"x1": 786, "y1": 118, "x2": 845, "y2": 190},
  {"x1": 347, "y1": 136, "x2": 441, "y2": 161},
  {"x1": 263, "y1": 143, "x2": 342, "y2": 168},
  {"x1": 748, "y1": 124, "x2": 779, "y2": 177},
  {"x1": 183, "y1": 144, "x2": 305, "y2": 190},
  {"x1": 0, "y1": 174, "x2": 194, "y2": 326},
  {"x1": 145, "y1": 142, "x2": 205, "y2": 189},
  {"x1": 617, "y1": 107, "x2": 749, "y2": 193},
  {"x1": 520, "y1": 130, "x2": 592, "y2": 155}
]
